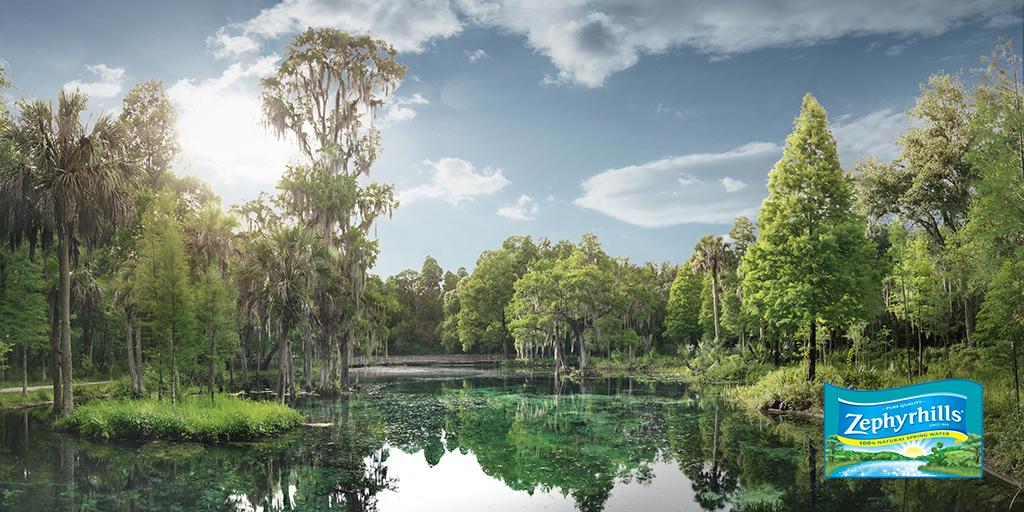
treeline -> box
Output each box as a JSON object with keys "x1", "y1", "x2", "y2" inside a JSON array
[
  {"x1": 0, "y1": 29, "x2": 410, "y2": 413},
  {"x1": 386, "y1": 41, "x2": 1023, "y2": 401}
]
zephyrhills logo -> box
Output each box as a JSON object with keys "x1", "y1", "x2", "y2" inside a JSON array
[{"x1": 824, "y1": 379, "x2": 983, "y2": 478}]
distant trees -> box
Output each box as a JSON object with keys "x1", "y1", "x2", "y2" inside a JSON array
[
  {"x1": 0, "y1": 246, "x2": 48, "y2": 393},
  {"x1": 742, "y1": 94, "x2": 877, "y2": 381}
]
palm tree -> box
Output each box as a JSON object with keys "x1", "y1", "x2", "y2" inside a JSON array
[
  {"x1": 691, "y1": 235, "x2": 729, "y2": 343},
  {"x1": 0, "y1": 90, "x2": 139, "y2": 416},
  {"x1": 238, "y1": 225, "x2": 321, "y2": 404}
]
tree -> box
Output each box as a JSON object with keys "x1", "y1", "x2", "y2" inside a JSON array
[
  {"x1": 742, "y1": 94, "x2": 877, "y2": 381},
  {"x1": 194, "y1": 263, "x2": 238, "y2": 403},
  {"x1": 691, "y1": 235, "x2": 728, "y2": 343},
  {"x1": 664, "y1": 264, "x2": 703, "y2": 348},
  {"x1": 458, "y1": 236, "x2": 538, "y2": 356},
  {"x1": 967, "y1": 39, "x2": 1024, "y2": 410},
  {"x1": 0, "y1": 245, "x2": 48, "y2": 393},
  {"x1": 133, "y1": 195, "x2": 194, "y2": 404},
  {"x1": 237, "y1": 225, "x2": 321, "y2": 404},
  {"x1": 0, "y1": 89, "x2": 140, "y2": 415},
  {"x1": 261, "y1": 29, "x2": 404, "y2": 390},
  {"x1": 119, "y1": 80, "x2": 179, "y2": 187}
]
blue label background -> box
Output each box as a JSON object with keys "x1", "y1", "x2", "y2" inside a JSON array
[{"x1": 836, "y1": 393, "x2": 968, "y2": 440}]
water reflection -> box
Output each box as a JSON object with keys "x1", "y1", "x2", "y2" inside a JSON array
[{"x1": 0, "y1": 371, "x2": 1018, "y2": 511}]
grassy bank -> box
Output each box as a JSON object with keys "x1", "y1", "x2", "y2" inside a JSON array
[
  {"x1": 0, "y1": 380, "x2": 127, "y2": 409},
  {"x1": 56, "y1": 395, "x2": 304, "y2": 443}
]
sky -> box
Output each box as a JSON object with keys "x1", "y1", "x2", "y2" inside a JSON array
[{"x1": 1, "y1": 0, "x2": 1022, "y2": 276}]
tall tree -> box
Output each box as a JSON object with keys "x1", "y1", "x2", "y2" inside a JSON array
[
  {"x1": 664, "y1": 263, "x2": 703, "y2": 348},
  {"x1": 742, "y1": 94, "x2": 877, "y2": 381},
  {"x1": 118, "y1": 80, "x2": 179, "y2": 187},
  {"x1": 690, "y1": 235, "x2": 728, "y2": 343},
  {"x1": 0, "y1": 90, "x2": 140, "y2": 415},
  {"x1": 262, "y1": 28, "x2": 404, "y2": 391},
  {"x1": 133, "y1": 195, "x2": 194, "y2": 404}
]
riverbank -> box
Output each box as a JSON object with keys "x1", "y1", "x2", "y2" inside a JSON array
[
  {"x1": 55, "y1": 395, "x2": 303, "y2": 443},
  {"x1": 0, "y1": 380, "x2": 126, "y2": 410}
]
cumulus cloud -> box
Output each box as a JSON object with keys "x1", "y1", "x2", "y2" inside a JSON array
[
  {"x1": 466, "y1": 49, "x2": 489, "y2": 62},
  {"x1": 63, "y1": 64, "x2": 126, "y2": 99},
  {"x1": 208, "y1": 0, "x2": 461, "y2": 56},
  {"x1": 461, "y1": 0, "x2": 1017, "y2": 87},
  {"x1": 720, "y1": 177, "x2": 747, "y2": 192},
  {"x1": 575, "y1": 142, "x2": 780, "y2": 227},
  {"x1": 207, "y1": 28, "x2": 261, "y2": 59},
  {"x1": 206, "y1": 0, "x2": 1013, "y2": 87},
  {"x1": 831, "y1": 108, "x2": 909, "y2": 165},
  {"x1": 168, "y1": 56, "x2": 301, "y2": 187},
  {"x1": 398, "y1": 157, "x2": 510, "y2": 205},
  {"x1": 382, "y1": 93, "x2": 429, "y2": 124},
  {"x1": 497, "y1": 194, "x2": 539, "y2": 220}
]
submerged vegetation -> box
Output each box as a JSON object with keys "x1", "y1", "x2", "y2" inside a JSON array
[{"x1": 56, "y1": 395, "x2": 303, "y2": 442}]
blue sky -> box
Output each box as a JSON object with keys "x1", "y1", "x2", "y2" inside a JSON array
[{"x1": 1, "y1": 0, "x2": 1021, "y2": 276}]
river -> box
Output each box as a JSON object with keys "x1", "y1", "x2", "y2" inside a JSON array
[{"x1": 0, "y1": 367, "x2": 1018, "y2": 511}]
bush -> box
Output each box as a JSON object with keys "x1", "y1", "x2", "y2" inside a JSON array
[
  {"x1": 56, "y1": 395, "x2": 304, "y2": 443},
  {"x1": 731, "y1": 364, "x2": 884, "y2": 412}
]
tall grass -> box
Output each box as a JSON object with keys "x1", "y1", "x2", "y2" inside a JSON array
[{"x1": 56, "y1": 395, "x2": 304, "y2": 443}]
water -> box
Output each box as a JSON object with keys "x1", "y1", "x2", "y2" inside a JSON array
[
  {"x1": 830, "y1": 461, "x2": 947, "y2": 478},
  {"x1": 0, "y1": 368, "x2": 1018, "y2": 511}
]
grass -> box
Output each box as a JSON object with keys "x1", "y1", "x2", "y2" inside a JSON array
[
  {"x1": 0, "y1": 380, "x2": 127, "y2": 409},
  {"x1": 919, "y1": 464, "x2": 984, "y2": 477},
  {"x1": 56, "y1": 395, "x2": 304, "y2": 443}
]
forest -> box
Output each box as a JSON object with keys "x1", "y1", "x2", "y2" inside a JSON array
[{"x1": 0, "y1": 28, "x2": 1022, "y2": 475}]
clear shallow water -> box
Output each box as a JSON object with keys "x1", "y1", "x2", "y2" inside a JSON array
[
  {"x1": 0, "y1": 368, "x2": 1017, "y2": 511},
  {"x1": 830, "y1": 460, "x2": 943, "y2": 478}
]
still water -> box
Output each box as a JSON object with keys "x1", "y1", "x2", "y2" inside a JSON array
[{"x1": 0, "y1": 368, "x2": 1018, "y2": 511}]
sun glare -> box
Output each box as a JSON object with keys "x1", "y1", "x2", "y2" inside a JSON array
[{"x1": 902, "y1": 446, "x2": 924, "y2": 457}]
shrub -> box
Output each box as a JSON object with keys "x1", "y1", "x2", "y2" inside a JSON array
[{"x1": 56, "y1": 395, "x2": 304, "y2": 443}]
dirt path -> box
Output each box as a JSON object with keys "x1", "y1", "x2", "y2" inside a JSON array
[{"x1": 0, "y1": 380, "x2": 114, "y2": 394}]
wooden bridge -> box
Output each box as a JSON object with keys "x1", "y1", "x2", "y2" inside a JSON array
[{"x1": 349, "y1": 354, "x2": 503, "y2": 367}]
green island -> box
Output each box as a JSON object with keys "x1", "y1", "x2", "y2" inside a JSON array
[{"x1": 0, "y1": 9, "x2": 1022, "y2": 511}]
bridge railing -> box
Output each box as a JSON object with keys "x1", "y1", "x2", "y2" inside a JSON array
[{"x1": 350, "y1": 354, "x2": 503, "y2": 367}]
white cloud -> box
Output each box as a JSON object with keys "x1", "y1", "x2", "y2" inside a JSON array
[
  {"x1": 398, "y1": 157, "x2": 510, "y2": 205},
  {"x1": 575, "y1": 142, "x2": 780, "y2": 227},
  {"x1": 885, "y1": 44, "x2": 908, "y2": 56},
  {"x1": 720, "y1": 177, "x2": 747, "y2": 192},
  {"x1": 168, "y1": 56, "x2": 301, "y2": 187},
  {"x1": 831, "y1": 108, "x2": 908, "y2": 165},
  {"x1": 208, "y1": 28, "x2": 261, "y2": 60},
  {"x1": 466, "y1": 49, "x2": 489, "y2": 62},
  {"x1": 461, "y1": 0, "x2": 1017, "y2": 87},
  {"x1": 63, "y1": 64, "x2": 126, "y2": 99},
  {"x1": 497, "y1": 194, "x2": 539, "y2": 220},
  {"x1": 382, "y1": 93, "x2": 429, "y2": 124},
  {"x1": 209, "y1": 0, "x2": 461, "y2": 56},
  {"x1": 656, "y1": 102, "x2": 690, "y2": 119}
]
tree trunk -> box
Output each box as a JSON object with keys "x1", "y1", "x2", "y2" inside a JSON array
[
  {"x1": 806, "y1": 318, "x2": 817, "y2": 382},
  {"x1": 711, "y1": 269, "x2": 721, "y2": 343},
  {"x1": 340, "y1": 325, "x2": 351, "y2": 390},
  {"x1": 171, "y1": 329, "x2": 178, "y2": 405},
  {"x1": 58, "y1": 234, "x2": 73, "y2": 416},
  {"x1": 135, "y1": 323, "x2": 145, "y2": 394},
  {"x1": 21, "y1": 337, "x2": 27, "y2": 395},
  {"x1": 240, "y1": 322, "x2": 251, "y2": 392},
  {"x1": 278, "y1": 325, "x2": 289, "y2": 404},
  {"x1": 575, "y1": 323, "x2": 588, "y2": 370},
  {"x1": 208, "y1": 322, "x2": 215, "y2": 404},
  {"x1": 302, "y1": 323, "x2": 311, "y2": 391},
  {"x1": 125, "y1": 310, "x2": 138, "y2": 395}
]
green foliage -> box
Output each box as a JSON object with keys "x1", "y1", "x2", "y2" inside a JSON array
[
  {"x1": 133, "y1": 194, "x2": 196, "y2": 394},
  {"x1": 742, "y1": 94, "x2": 879, "y2": 377},
  {"x1": 459, "y1": 236, "x2": 538, "y2": 353},
  {"x1": 664, "y1": 264, "x2": 703, "y2": 346},
  {"x1": 56, "y1": 395, "x2": 303, "y2": 443},
  {"x1": 0, "y1": 246, "x2": 47, "y2": 369}
]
